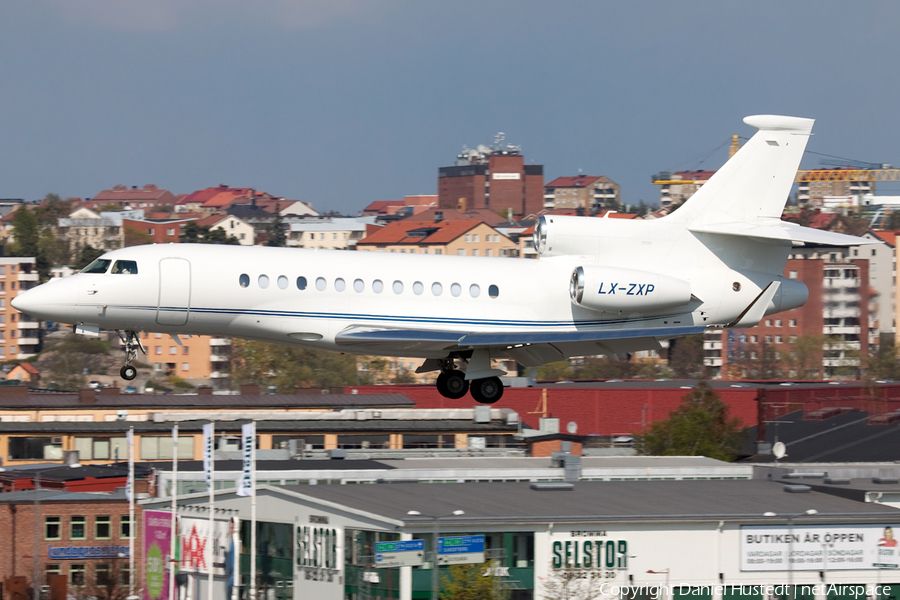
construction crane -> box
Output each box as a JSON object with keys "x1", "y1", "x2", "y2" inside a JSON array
[{"x1": 794, "y1": 169, "x2": 900, "y2": 182}]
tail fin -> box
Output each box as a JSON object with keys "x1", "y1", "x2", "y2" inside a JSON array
[{"x1": 663, "y1": 115, "x2": 814, "y2": 226}]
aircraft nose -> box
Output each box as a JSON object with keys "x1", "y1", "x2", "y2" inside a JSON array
[{"x1": 12, "y1": 279, "x2": 72, "y2": 321}]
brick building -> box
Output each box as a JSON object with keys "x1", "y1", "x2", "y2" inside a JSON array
[
  {"x1": 0, "y1": 489, "x2": 140, "y2": 594},
  {"x1": 438, "y1": 136, "x2": 543, "y2": 217},
  {"x1": 543, "y1": 175, "x2": 621, "y2": 213},
  {"x1": 656, "y1": 170, "x2": 716, "y2": 207},
  {"x1": 137, "y1": 332, "x2": 231, "y2": 388},
  {"x1": 703, "y1": 246, "x2": 874, "y2": 379},
  {"x1": 0, "y1": 257, "x2": 40, "y2": 360},
  {"x1": 88, "y1": 184, "x2": 178, "y2": 211}
]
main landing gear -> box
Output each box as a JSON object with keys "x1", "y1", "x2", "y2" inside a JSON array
[
  {"x1": 433, "y1": 358, "x2": 504, "y2": 404},
  {"x1": 117, "y1": 330, "x2": 145, "y2": 381}
]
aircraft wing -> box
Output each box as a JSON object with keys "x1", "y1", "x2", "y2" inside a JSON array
[
  {"x1": 689, "y1": 220, "x2": 874, "y2": 246},
  {"x1": 334, "y1": 324, "x2": 707, "y2": 354}
]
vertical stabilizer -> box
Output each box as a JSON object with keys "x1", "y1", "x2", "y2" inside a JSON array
[{"x1": 663, "y1": 115, "x2": 814, "y2": 226}]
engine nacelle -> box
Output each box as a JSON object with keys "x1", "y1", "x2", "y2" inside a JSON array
[
  {"x1": 570, "y1": 265, "x2": 692, "y2": 313},
  {"x1": 533, "y1": 214, "x2": 615, "y2": 258}
]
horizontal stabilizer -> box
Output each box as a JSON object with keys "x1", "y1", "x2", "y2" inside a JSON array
[{"x1": 690, "y1": 220, "x2": 875, "y2": 247}]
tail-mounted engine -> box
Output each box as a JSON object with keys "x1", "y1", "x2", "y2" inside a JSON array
[{"x1": 570, "y1": 265, "x2": 692, "y2": 313}]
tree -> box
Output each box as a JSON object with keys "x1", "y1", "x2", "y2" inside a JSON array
[
  {"x1": 867, "y1": 341, "x2": 900, "y2": 381},
  {"x1": 540, "y1": 567, "x2": 605, "y2": 600},
  {"x1": 778, "y1": 334, "x2": 826, "y2": 380},
  {"x1": 74, "y1": 245, "x2": 105, "y2": 271},
  {"x1": 440, "y1": 560, "x2": 510, "y2": 600},
  {"x1": 36, "y1": 333, "x2": 113, "y2": 390},
  {"x1": 179, "y1": 222, "x2": 240, "y2": 245},
  {"x1": 123, "y1": 224, "x2": 152, "y2": 247},
  {"x1": 230, "y1": 339, "x2": 359, "y2": 391},
  {"x1": 265, "y1": 209, "x2": 287, "y2": 247},
  {"x1": 638, "y1": 381, "x2": 743, "y2": 461},
  {"x1": 667, "y1": 333, "x2": 708, "y2": 379}
]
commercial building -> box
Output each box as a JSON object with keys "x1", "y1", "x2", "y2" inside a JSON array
[
  {"x1": 438, "y1": 136, "x2": 544, "y2": 218},
  {"x1": 141, "y1": 477, "x2": 900, "y2": 600}
]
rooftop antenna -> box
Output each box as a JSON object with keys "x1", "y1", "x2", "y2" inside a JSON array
[{"x1": 493, "y1": 132, "x2": 506, "y2": 152}]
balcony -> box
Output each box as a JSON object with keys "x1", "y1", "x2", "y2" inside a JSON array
[
  {"x1": 17, "y1": 321, "x2": 39, "y2": 330},
  {"x1": 210, "y1": 371, "x2": 230, "y2": 379},
  {"x1": 17, "y1": 273, "x2": 39, "y2": 282},
  {"x1": 704, "y1": 357, "x2": 723, "y2": 367},
  {"x1": 209, "y1": 338, "x2": 231, "y2": 346},
  {"x1": 17, "y1": 336, "x2": 39, "y2": 346},
  {"x1": 210, "y1": 354, "x2": 230, "y2": 362}
]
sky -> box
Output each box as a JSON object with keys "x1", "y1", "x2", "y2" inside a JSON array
[{"x1": 2, "y1": 1, "x2": 900, "y2": 214}]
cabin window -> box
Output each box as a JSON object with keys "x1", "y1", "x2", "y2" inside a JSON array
[
  {"x1": 81, "y1": 258, "x2": 111, "y2": 274},
  {"x1": 277, "y1": 276, "x2": 288, "y2": 290},
  {"x1": 489, "y1": 285, "x2": 499, "y2": 298},
  {"x1": 335, "y1": 278, "x2": 346, "y2": 292},
  {"x1": 372, "y1": 279, "x2": 384, "y2": 293},
  {"x1": 353, "y1": 279, "x2": 365, "y2": 293},
  {"x1": 450, "y1": 283, "x2": 462, "y2": 297},
  {"x1": 469, "y1": 284, "x2": 481, "y2": 298},
  {"x1": 239, "y1": 274, "x2": 250, "y2": 288},
  {"x1": 111, "y1": 260, "x2": 137, "y2": 274},
  {"x1": 297, "y1": 276, "x2": 307, "y2": 290},
  {"x1": 432, "y1": 282, "x2": 442, "y2": 296},
  {"x1": 392, "y1": 280, "x2": 404, "y2": 294},
  {"x1": 315, "y1": 277, "x2": 326, "y2": 291},
  {"x1": 258, "y1": 275, "x2": 270, "y2": 289},
  {"x1": 413, "y1": 281, "x2": 424, "y2": 295}
]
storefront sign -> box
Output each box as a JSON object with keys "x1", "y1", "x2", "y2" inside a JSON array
[
  {"x1": 143, "y1": 510, "x2": 173, "y2": 600},
  {"x1": 179, "y1": 516, "x2": 231, "y2": 576},
  {"x1": 741, "y1": 524, "x2": 900, "y2": 571},
  {"x1": 551, "y1": 538, "x2": 628, "y2": 570},
  {"x1": 47, "y1": 545, "x2": 130, "y2": 559}
]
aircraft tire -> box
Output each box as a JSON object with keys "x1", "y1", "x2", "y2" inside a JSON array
[
  {"x1": 436, "y1": 370, "x2": 469, "y2": 399},
  {"x1": 120, "y1": 365, "x2": 138, "y2": 381},
  {"x1": 470, "y1": 377, "x2": 503, "y2": 404}
]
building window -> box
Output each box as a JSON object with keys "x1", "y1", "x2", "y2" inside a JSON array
[
  {"x1": 169, "y1": 347, "x2": 177, "y2": 355},
  {"x1": 765, "y1": 319, "x2": 772, "y2": 327},
  {"x1": 789, "y1": 319, "x2": 797, "y2": 327},
  {"x1": 776, "y1": 335, "x2": 783, "y2": 343},
  {"x1": 70, "y1": 515, "x2": 86, "y2": 540},
  {"x1": 765, "y1": 335, "x2": 772, "y2": 343},
  {"x1": 182, "y1": 363, "x2": 189, "y2": 372},
  {"x1": 70, "y1": 564, "x2": 86, "y2": 587},
  {"x1": 472, "y1": 249, "x2": 479, "y2": 257},
  {"x1": 183, "y1": 346, "x2": 189, "y2": 355},
  {"x1": 140, "y1": 436, "x2": 193, "y2": 460},
  {"x1": 789, "y1": 270, "x2": 798, "y2": 279},
  {"x1": 457, "y1": 249, "x2": 465, "y2": 256},
  {"x1": 95, "y1": 515, "x2": 111, "y2": 540},
  {"x1": 750, "y1": 336, "x2": 757, "y2": 343},
  {"x1": 167, "y1": 228, "x2": 175, "y2": 236},
  {"x1": 45, "y1": 516, "x2": 61, "y2": 540},
  {"x1": 775, "y1": 319, "x2": 782, "y2": 327},
  {"x1": 155, "y1": 346, "x2": 162, "y2": 355},
  {"x1": 119, "y1": 515, "x2": 131, "y2": 540}
]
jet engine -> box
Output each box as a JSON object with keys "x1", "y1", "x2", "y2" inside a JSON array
[{"x1": 570, "y1": 265, "x2": 692, "y2": 313}]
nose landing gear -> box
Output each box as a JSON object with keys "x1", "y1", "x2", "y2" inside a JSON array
[{"x1": 117, "y1": 330, "x2": 145, "y2": 381}]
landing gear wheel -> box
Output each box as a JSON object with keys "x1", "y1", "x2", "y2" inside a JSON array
[
  {"x1": 116, "y1": 330, "x2": 145, "y2": 382},
  {"x1": 120, "y1": 365, "x2": 137, "y2": 381},
  {"x1": 470, "y1": 376, "x2": 503, "y2": 404},
  {"x1": 436, "y1": 370, "x2": 469, "y2": 399}
]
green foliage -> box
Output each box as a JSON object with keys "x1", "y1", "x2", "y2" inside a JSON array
[
  {"x1": 867, "y1": 341, "x2": 900, "y2": 381},
  {"x1": 123, "y1": 224, "x2": 152, "y2": 247},
  {"x1": 536, "y1": 354, "x2": 667, "y2": 381},
  {"x1": 777, "y1": 334, "x2": 826, "y2": 380},
  {"x1": 638, "y1": 381, "x2": 743, "y2": 461},
  {"x1": 230, "y1": 339, "x2": 359, "y2": 391},
  {"x1": 667, "y1": 333, "x2": 708, "y2": 379},
  {"x1": 265, "y1": 210, "x2": 287, "y2": 247},
  {"x1": 440, "y1": 560, "x2": 510, "y2": 600},
  {"x1": 179, "y1": 222, "x2": 240, "y2": 245},
  {"x1": 10, "y1": 207, "x2": 40, "y2": 257},
  {"x1": 74, "y1": 245, "x2": 105, "y2": 271},
  {"x1": 38, "y1": 334, "x2": 113, "y2": 391}
]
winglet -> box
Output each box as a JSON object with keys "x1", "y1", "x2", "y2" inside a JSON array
[{"x1": 727, "y1": 281, "x2": 781, "y2": 329}]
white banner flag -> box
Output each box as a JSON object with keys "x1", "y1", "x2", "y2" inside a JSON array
[
  {"x1": 202, "y1": 422, "x2": 214, "y2": 493},
  {"x1": 236, "y1": 422, "x2": 255, "y2": 497},
  {"x1": 125, "y1": 428, "x2": 134, "y2": 501}
]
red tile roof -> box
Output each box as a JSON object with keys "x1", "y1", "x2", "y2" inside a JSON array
[
  {"x1": 545, "y1": 175, "x2": 603, "y2": 188},
  {"x1": 93, "y1": 184, "x2": 174, "y2": 201},
  {"x1": 808, "y1": 213, "x2": 837, "y2": 230},
  {"x1": 359, "y1": 219, "x2": 487, "y2": 245},
  {"x1": 872, "y1": 230, "x2": 897, "y2": 246}
]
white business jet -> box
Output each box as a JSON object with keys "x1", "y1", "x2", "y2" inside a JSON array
[{"x1": 12, "y1": 115, "x2": 871, "y2": 403}]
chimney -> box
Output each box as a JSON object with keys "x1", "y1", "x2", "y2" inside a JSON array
[
  {"x1": 435, "y1": 211, "x2": 443, "y2": 223},
  {"x1": 197, "y1": 386, "x2": 213, "y2": 396},
  {"x1": 239, "y1": 384, "x2": 260, "y2": 396},
  {"x1": 79, "y1": 389, "x2": 96, "y2": 404}
]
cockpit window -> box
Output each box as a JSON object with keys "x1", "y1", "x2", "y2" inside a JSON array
[
  {"x1": 81, "y1": 258, "x2": 111, "y2": 274},
  {"x1": 111, "y1": 260, "x2": 138, "y2": 275}
]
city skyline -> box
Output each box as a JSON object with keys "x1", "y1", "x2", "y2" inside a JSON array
[{"x1": 3, "y1": 2, "x2": 900, "y2": 213}]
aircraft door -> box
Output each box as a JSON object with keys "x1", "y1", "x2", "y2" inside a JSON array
[{"x1": 157, "y1": 258, "x2": 191, "y2": 326}]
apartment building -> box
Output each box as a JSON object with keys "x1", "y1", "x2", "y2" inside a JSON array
[
  {"x1": 704, "y1": 246, "x2": 874, "y2": 379},
  {"x1": 356, "y1": 217, "x2": 518, "y2": 257},
  {"x1": 543, "y1": 175, "x2": 620, "y2": 212},
  {"x1": 0, "y1": 257, "x2": 40, "y2": 359},
  {"x1": 656, "y1": 170, "x2": 715, "y2": 207},
  {"x1": 136, "y1": 333, "x2": 231, "y2": 388},
  {"x1": 287, "y1": 216, "x2": 377, "y2": 250}
]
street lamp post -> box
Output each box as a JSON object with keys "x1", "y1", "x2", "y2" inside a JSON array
[
  {"x1": 407, "y1": 510, "x2": 465, "y2": 600},
  {"x1": 763, "y1": 509, "x2": 818, "y2": 600}
]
